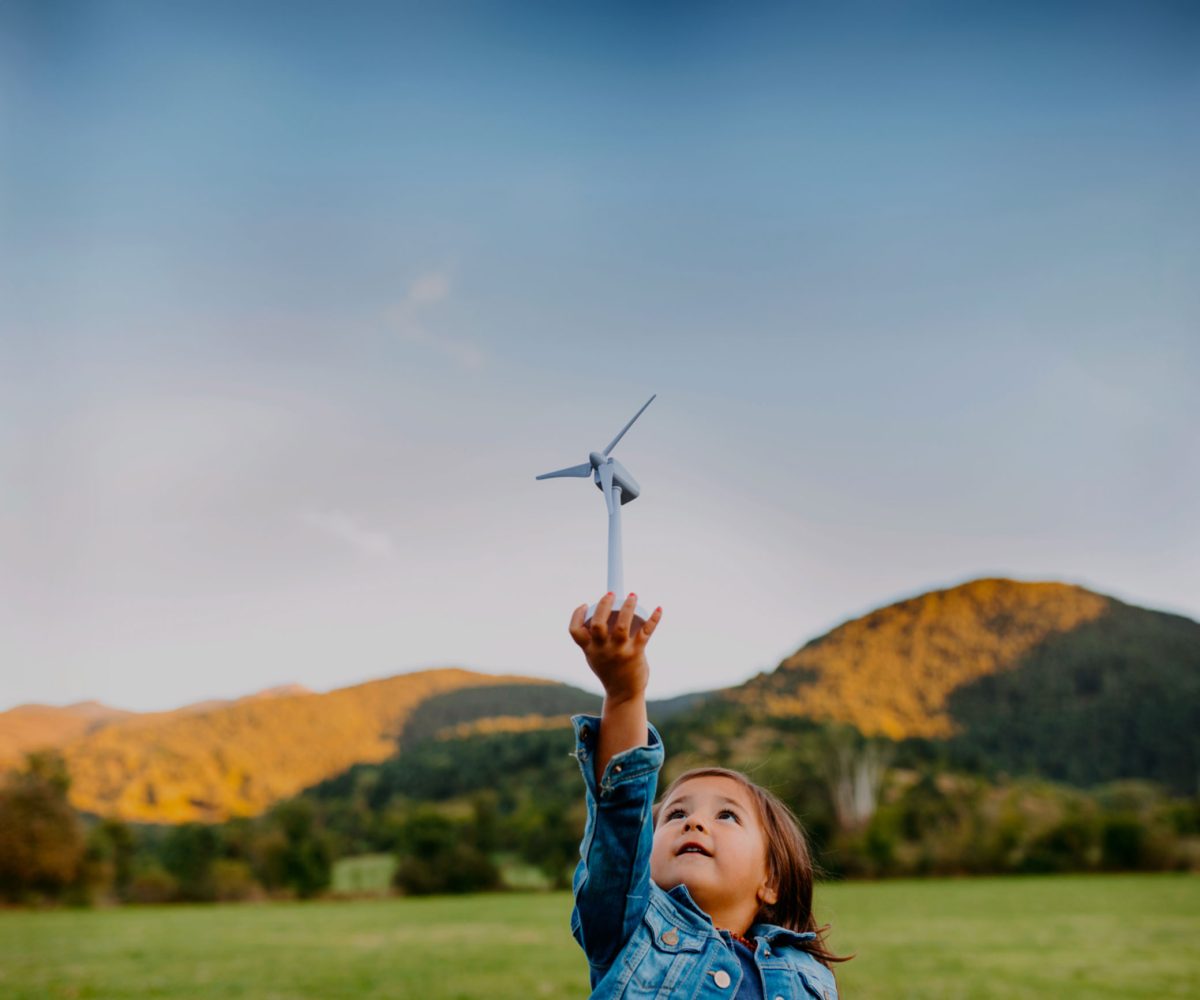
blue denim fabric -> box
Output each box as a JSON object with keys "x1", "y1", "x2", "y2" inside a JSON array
[{"x1": 570, "y1": 714, "x2": 839, "y2": 1000}]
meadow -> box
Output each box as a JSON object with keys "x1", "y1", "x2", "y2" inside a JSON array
[{"x1": 1, "y1": 874, "x2": 1196, "y2": 999}]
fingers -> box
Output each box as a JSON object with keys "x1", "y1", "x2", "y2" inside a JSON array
[
  {"x1": 575, "y1": 593, "x2": 658, "y2": 652},
  {"x1": 634, "y1": 606, "x2": 663, "y2": 649},
  {"x1": 568, "y1": 604, "x2": 591, "y2": 649},
  {"x1": 589, "y1": 592, "x2": 616, "y2": 640},
  {"x1": 612, "y1": 592, "x2": 637, "y2": 642}
]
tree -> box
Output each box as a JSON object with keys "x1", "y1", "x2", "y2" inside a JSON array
[
  {"x1": 393, "y1": 806, "x2": 499, "y2": 895},
  {"x1": 260, "y1": 799, "x2": 332, "y2": 898},
  {"x1": 162, "y1": 823, "x2": 221, "y2": 901},
  {"x1": 0, "y1": 751, "x2": 85, "y2": 901},
  {"x1": 823, "y1": 726, "x2": 892, "y2": 832},
  {"x1": 82, "y1": 817, "x2": 136, "y2": 902}
]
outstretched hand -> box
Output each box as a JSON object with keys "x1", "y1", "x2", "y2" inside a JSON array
[{"x1": 569, "y1": 592, "x2": 663, "y2": 703}]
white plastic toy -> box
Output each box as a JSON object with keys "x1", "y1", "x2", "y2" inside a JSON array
[{"x1": 536, "y1": 394, "x2": 656, "y2": 625}]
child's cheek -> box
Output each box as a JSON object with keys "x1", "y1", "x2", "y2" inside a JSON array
[{"x1": 648, "y1": 837, "x2": 671, "y2": 882}]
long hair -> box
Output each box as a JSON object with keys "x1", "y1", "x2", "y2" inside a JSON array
[{"x1": 653, "y1": 766, "x2": 851, "y2": 969}]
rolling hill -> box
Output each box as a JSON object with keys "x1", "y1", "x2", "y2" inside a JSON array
[
  {"x1": 0, "y1": 701, "x2": 134, "y2": 766},
  {"x1": 730, "y1": 578, "x2": 1200, "y2": 791},
  {"x1": 7, "y1": 577, "x2": 1197, "y2": 822},
  {"x1": 732, "y1": 578, "x2": 1113, "y2": 738},
  {"x1": 15, "y1": 670, "x2": 557, "y2": 823},
  {"x1": 0, "y1": 685, "x2": 315, "y2": 769}
]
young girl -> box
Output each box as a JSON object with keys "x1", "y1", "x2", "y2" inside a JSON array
[{"x1": 568, "y1": 592, "x2": 846, "y2": 999}]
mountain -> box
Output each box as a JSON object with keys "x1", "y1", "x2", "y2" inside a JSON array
[
  {"x1": 0, "y1": 684, "x2": 319, "y2": 768},
  {"x1": 0, "y1": 701, "x2": 134, "y2": 767},
  {"x1": 50, "y1": 670, "x2": 556, "y2": 823},
  {"x1": 732, "y1": 578, "x2": 1112, "y2": 737},
  {"x1": 10, "y1": 577, "x2": 1197, "y2": 823},
  {"x1": 730, "y1": 578, "x2": 1200, "y2": 791},
  {"x1": 1, "y1": 667, "x2": 708, "y2": 825}
]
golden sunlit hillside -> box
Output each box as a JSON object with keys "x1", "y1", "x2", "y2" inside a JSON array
[
  {"x1": 0, "y1": 686, "x2": 321, "y2": 770},
  {"x1": 54, "y1": 669, "x2": 555, "y2": 823},
  {"x1": 733, "y1": 578, "x2": 1113, "y2": 739},
  {"x1": 0, "y1": 701, "x2": 134, "y2": 767},
  {"x1": 13, "y1": 578, "x2": 1197, "y2": 823}
]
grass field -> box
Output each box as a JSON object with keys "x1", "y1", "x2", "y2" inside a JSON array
[
  {"x1": 1, "y1": 874, "x2": 1196, "y2": 998},
  {"x1": 329, "y1": 854, "x2": 397, "y2": 896}
]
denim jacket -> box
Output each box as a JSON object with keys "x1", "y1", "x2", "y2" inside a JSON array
[{"x1": 570, "y1": 714, "x2": 839, "y2": 1000}]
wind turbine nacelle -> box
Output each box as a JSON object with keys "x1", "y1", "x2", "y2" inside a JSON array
[{"x1": 594, "y1": 458, "x2": 641, "y2": 505}]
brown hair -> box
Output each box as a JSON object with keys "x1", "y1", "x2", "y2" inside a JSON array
[{"x1": 653, "y1": 767, "x2": 851, "y2": 969}]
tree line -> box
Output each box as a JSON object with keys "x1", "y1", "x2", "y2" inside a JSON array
[
  {"x1": 3, "y1": 716, "x2": 1198, "y2": 906},
  {"x1": 0, "y1": 751, "x2": 333, "y2": 904}
]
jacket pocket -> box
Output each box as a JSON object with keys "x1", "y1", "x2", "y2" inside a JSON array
[
  {"x1": 623, "y1": 904, "x2": 706, "y2": 998},
  {"x1": 797, "y1": 964, "x2": 838, "y2": 1000}
]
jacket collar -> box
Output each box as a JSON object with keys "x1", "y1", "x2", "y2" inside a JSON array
[
  {"x1": 660, "y1": 885, "x2": 818, "y2": 947},
  {"x1": 661, "y1": 883, "x2": 716, "y2": 932},
  {"x1": 749, "y1": 921, "x2": 818, "y2": 946}
]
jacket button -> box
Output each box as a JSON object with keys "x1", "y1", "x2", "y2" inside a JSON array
[
  {"x1": 661, "y1": 929, "x2": 679, "y2": 946},
  {"x1": 713, "y1": 970, "x2": 731, "y2": 989},
  {"x1": 613, "y1": 764, "x2": 622, "y2": 772}
]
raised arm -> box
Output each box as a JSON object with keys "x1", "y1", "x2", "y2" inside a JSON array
[
  {"x1": 568, "y1": 592, "x2": 664, "y2": 983},
  {"x1": 569, "y1": 592, "x2": 663, "y2": 781}
]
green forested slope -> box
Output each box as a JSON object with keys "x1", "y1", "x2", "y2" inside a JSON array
[{"x1": 730, "y1": 578, "x2": 1200, "y2": 792}]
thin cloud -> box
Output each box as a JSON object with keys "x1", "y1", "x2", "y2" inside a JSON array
[
  {"x1": 408, "y1": 271, "x2": 451, "y2": 305},
  {"x1": 388, "y1": 270, "x2": 484, "y2": 369},
  {"x1": 298, "y1": 509, "x2": 395, "y2": 558}
]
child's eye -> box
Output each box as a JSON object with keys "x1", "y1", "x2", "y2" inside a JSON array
[
  {"x1": 718, "y1": 809, "x2": 741, "y2": 822},
  {"x1": 665, "y1": 808, "x2": 686, "y2": 820}
]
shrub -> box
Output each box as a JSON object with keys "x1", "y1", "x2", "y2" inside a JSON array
[
  {"x1": 212, "y1": 859, "x2": 259, "y2": 901},
  {"x1": 393, "y1": 806, "x2": 500, "y2": 895},
  {"x1": 1021, "y1": 815, "x2": 1100, "y2": 873},
  {"x1": 394, "y1": 841, "x2": 500, "y2": 895},
  {"x1": 127, "y1": 864, "x2": 179, "y2": 904}
]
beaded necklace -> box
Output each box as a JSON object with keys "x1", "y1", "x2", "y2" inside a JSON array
[{"x1": 726, "y1": 929, "x2": 756, "y2": 951}]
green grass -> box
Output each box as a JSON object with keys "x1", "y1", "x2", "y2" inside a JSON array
[
  {"x1": 822, "y1": 874, "x2": 1199, "y2": 999},
  {"x1": 330, "y1": 854, "x2": 396, "y2": 896},
  {"x1": 0, "y1": 874, "x2": 1195, "y2": 999}
]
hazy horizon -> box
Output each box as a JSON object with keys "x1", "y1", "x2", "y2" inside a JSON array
[{"x1": 4, "y1": 572, "x2": 1196, "y2": 715}]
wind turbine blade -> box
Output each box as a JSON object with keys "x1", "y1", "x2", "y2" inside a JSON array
[
  {"x1": 535, "y1": 462, "x2": 592, "y2": 480},
  {"x1": 599, "y1": 460, "x2": 615, "y2": 514},
  {"x1": 602, "y1": 393, "x2": 657, "y2": 457}
]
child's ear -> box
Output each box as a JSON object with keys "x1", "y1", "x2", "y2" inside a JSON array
[{"x1": 757, "y1": 882, "x2": 778, "y2": 906}]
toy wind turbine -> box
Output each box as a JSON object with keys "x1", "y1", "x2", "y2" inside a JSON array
[{"x1": 536, "y1": 394, "x2": 656, "y2": 625}]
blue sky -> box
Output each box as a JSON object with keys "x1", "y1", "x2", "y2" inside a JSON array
[{"x1": 2, "y1": 2, "x2": 1197, "y2": 711}]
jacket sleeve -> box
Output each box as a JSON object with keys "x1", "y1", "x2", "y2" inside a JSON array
[{"x1": 569, "y1": 712, "x2": 665, "y2": 985}]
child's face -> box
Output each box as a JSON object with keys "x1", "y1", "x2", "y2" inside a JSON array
[{"x1": 650, "y1": 775, "x2": 778, "y2": 931}]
